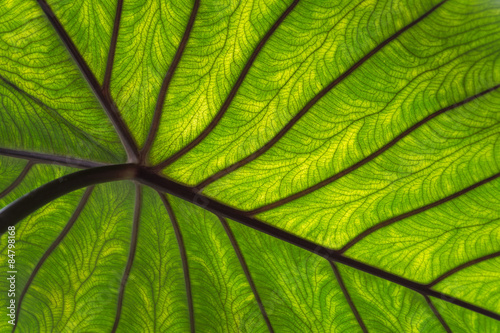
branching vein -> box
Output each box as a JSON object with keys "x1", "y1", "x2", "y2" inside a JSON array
[
  {"x1": 158, "y1": 192, "x2": 195, "y2": 333},
  {"x1": 246, "y1": 84, "x2": 500, "y2": 215},
  {"x1": 0, "y1": 161, "x2": 33, "y2": 200},
  {"x1": 12, "y1": 186, "x2": 93, "y2": 331},
  {"x1": 111, "y1": 184, "x2": 141, "y2": 333},
  {"x1": 428, "y1": 251, "x2": 500, "y2": 288},
  {"x1": 0, "y1": 147, "x2": 106, "y2": 169},
  {"x1": 218, "y1": 216, "x2": 274, "y2": 333},
  {"x1": 153, "y1": 0, "x2": 301, "y2": 170},
  {"x1": 141, "y1": 0, "x2": 200, "y2": 162},
  {"x1": 36, "y1": 0, "x2": 139, "y2": 162},
  {"x1": 0, "y1": 165, "x2": 498, "y2": 321},
  {"x1": 330, "y1": 262, "x2": 368, "y2": 333},
  {"x1": 195, "y1": 0, "x2": 449, "y2": 190},
  {"x1": 424, "y1": 295, "x2": 452, "y2": 333},
  {"x1": 339, "y1": 172, "x2": 500, "y2": 253}
]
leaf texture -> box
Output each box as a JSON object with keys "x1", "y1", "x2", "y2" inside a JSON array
[{"x1": 0, "y1": 0, "x2": 499, "y2": 331}]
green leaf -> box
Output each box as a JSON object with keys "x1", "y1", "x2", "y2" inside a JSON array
[{"x1": 1, "y1": 0, "x2": 499, "y2": 331}]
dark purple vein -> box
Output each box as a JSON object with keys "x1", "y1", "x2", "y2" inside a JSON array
[
  {"x1": 153, "y1": 0, "x2": 301, "y2": 170},
  {"x1": 36, "y1": 0, "x2": 139, "y2": 162},
  {"x1": 0, "y1": 162, "x2": 33, "y2": 200},
  {"x1": 195, "y1": 0, "x2": 449, "y2": 190},
  {"x1": 339, "y1": 172, "x2": 500, "y2": 254},
  {"x1": 247, "y1": 83, "x2": 500, "y2": 215},
  {"x1": 141, "y1": 0, "x2": 200, "y2": 161},
  {"x1": 425, "y1": 295, "x2": 452, "y2": 333},
  {"x1": 111, "y1": 184, "x2": 141, "y2": 333},
  {"x1": 330, "y1": 262, "x2": 368, "y2": 333},
  {"x1": 158, "y1": 193, "x2": 194, "y2": 333},
  {"x1": 102, "y1": 0, "x2": 124, "y2": 95},
  {"x1": 0, "y1": 74, "x2": 53, "y2": 111},
  {"x1": 136, "y1": 167, "x2": 500, "y2": 321},
  {"x1": 0, "y1": 74, "x2": 123, "y2": 163},
  {"x1": 0, "y1": 147, "x2": 105, "y2": 169},
  {"x1": 427, "y1": 251, "x2": 500, "y2": 288},
  {"x1": 1, "y1": 164, "x2": 498, "y2": 321},
  {"x1": 218, "y1": 216, "x2": 274, "y2": 333},
  {"x1": 0, "y1": 164, "x2": 137, "y2": 235},
  {"x1": 12, "y1": 187, "x2": 93, "y2": 331}
]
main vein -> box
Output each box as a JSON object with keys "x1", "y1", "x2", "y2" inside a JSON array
[
  {"x1": 1, "y1": 164, "x2": 499, "y2": 321},
  {"x1": 137, "y1": 167, "x2": 500, "y2": 321}
]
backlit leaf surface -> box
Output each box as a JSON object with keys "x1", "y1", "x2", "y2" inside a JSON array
[{"x1": 0, "y1": 0, "x2": 499, "y2": 331}]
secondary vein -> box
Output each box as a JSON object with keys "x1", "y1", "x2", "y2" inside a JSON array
[
  {"x1": 330, "y1": 262, "x2": 368, "y2": 333},
  {"x1": 339, "y1": 172, "x2": 500, "y2": 253},
  {"x1": 158, "y1": 193, "x2": 195, "y2": 333},
  {"x1": 141, "y1": 0, "x2": 200, "y2": 162},
  {"x1": 424, "y1": 295, "x2": 452, "y2": 333},
  {"x1": 12, "y1": 187, "x2": 93, "y2": 331},
  {"x1": 102, "y1": 0, "x2": 124, "y2": 96},
  {"x1": 0, "y1": 161, "x2": 33, "y2": 200},
  {"x1": 218, "y1": 216, "x2": 274, "y2": 333},
  {"x1": 36, "y1": 0, "x2": 139, "y2": 162},
  {"x1": 195, "y1": 0, "x2": 449, "y2": 190},
  {"x1": 0, "y1": 147, "x2": 106, "y2": 169},
  {"x1": 111, "y1": 184, "x2": 141, "y2": 333},
  {"x1": 153, "y1": 0, "x2": 301, "y2": 170},
  {"x1": 246, "y1": 83, "x2": 500, "y2": 215},
  {"x1": 427, "y1": 251, "x2": 500, "y2": 288}
]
